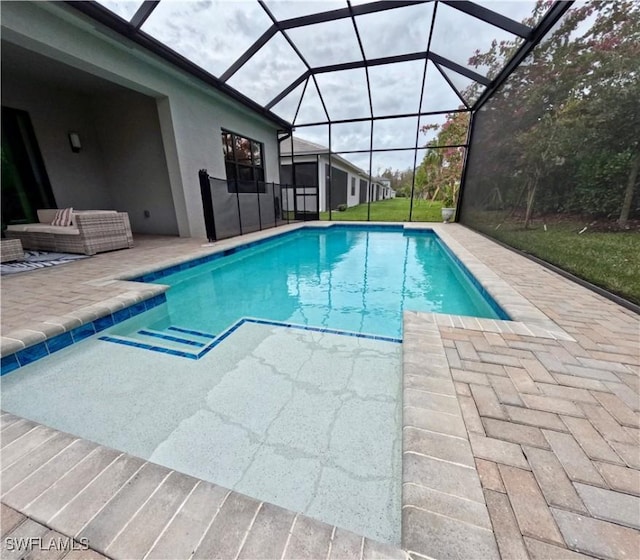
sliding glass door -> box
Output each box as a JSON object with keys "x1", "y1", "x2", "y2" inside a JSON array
[{"x1": 1, "y1": 106, "x2": 56, "y2": 231}]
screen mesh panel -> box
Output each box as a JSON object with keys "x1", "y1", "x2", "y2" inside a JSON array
[{"x1": 460, "y1": 3, "x2": 639, "y2": 301}]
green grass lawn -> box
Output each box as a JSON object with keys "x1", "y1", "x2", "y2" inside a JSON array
[
  {"x1": 319, "y1": 198, "x2": 443, "y2": 222},
  {"x1": 485, "y1": 222, "x2": 640, "y2": 305}
]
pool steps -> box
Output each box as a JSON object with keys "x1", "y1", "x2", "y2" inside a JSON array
[
  {"x1": 98, "y1": 318, "x2": 402, "y2": 361},
  {"x1": 99, "y1": 325, "x2": 217, "y2": 359},
  {"x1": 137, "y1": 329, "x2": 207, "y2": 347}
]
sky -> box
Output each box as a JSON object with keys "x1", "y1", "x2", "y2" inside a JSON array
[{"x1": 99, "y1": 0, "x2": 543, "y2": 172}]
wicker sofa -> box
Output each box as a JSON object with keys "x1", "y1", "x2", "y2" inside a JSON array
[{"x1": 5, "y1": 209, "x2": 133, "y2": 255}]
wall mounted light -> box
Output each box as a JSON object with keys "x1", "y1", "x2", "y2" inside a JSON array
[{"x1": 68, "y1": 132, "x2": 82, "y2": 153}]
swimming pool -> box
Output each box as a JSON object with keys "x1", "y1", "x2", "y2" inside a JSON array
[
  {"x1": 0, "y1": 225, "x2": 505, "y2": 546},
  {"x1": 111, "y1": 225, "x2": 505, "y2": 347}
]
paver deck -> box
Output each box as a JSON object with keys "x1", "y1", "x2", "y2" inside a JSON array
[{"x1": 1, "y1": 223, "x2": 638, "y2": 559}]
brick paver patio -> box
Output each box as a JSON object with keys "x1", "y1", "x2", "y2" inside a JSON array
[{"x1": 1, "y1": 223, "x2": 638, "y2": 559}]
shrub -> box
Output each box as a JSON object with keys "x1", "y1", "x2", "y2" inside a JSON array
[{"x1": 337, "y1": 204, "x2": 347, "y2": 212}]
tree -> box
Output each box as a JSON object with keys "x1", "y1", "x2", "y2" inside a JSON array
[
  {"x1": 415, "y1": 112, "x2": 469, "y2": 205},
  {"x1": 463, "y1": 1, "x2": 639, "y2": 227},
  {"x1": 378, "y1": 167, "x2": 414, "y2": 197},
  {"x1": 570, "y1": 1, "x2": 640, "y2": 226}
]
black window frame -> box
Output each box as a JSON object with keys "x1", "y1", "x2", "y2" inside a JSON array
[
  {"x1": 351, "y1": 177, "x2": 356, "y2": 196},
  {"x1": 221, "y1": 129, "x2": 266, "y2": 194}
]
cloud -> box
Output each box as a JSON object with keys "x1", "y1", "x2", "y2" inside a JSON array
[
  {"x1": 314, "y1": 69, "x2": 370, "y2": 121},
  {"x1": 286, "y1": 17, "x2": 362, "y2": 67},
  {"x1": 357, "y1": 3, "x2": 434, "y2": 60},
  {"x1": 141, "y1": 0, "x2": 274, "y2": 75},
  {"x1": 228, "y1": 33, "x2": 308, "y2": 105}
]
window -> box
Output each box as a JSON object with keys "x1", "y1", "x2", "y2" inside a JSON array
[
  {"x1": 351, "y1": 177, "x2": 356, "y2": 196},
  {"x1": 221, "y1": 130, "x2": 265, "y2": 193}
]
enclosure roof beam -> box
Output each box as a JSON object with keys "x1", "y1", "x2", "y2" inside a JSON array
[
  {"x1": 221, "y1": 2, "x2": 429, "y2": 88},
  {"x1": 429, "y1": 53, "x2": 490, "y2": 86},
  {"x1": 292, "y1": 108, "x2": 469, "y2": 128},
  {"x1": 347, "y1": 0, "x2": 374, "y2": 121},
  {"x1": 130, "y1": 0, "x2": 159, "y2": 29},
  {"x1": 259, "y1": 0, "x2": 331, "y2": 122},
  {"x1": 442, "y1": 1, "x2": 532, "y2": 38},
  {"x1": 334, "y1": 144, "x2": 468, "y2": 155},
  {"x1": 219, "y1": 26, "x2": 278, "y2": 83},
  {"x1": 266, "y1": 72, "x2": 311, "y2": 110},
  {"x1": 307, "y1": 51, "x2": 489, "y2": 87},
  {"x1": 433, "y1": 61, "x2": 470, "y2": 109},
  {"x1": 279, "y1": 1, "x2": 430, "y2": 30}
]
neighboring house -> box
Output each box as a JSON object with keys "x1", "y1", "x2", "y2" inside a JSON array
[
  {"x1": 377, "y1": 178, "x2": 396, "y2": 200},
  {"x1": 280, "y1": 137, "x2": 386, "y2": 213},
  {"x1": 1, "y1": 2, "x2": 289, "y2": 239}
]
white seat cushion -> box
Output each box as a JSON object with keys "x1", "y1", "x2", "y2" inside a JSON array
[
  {"x1": 5, "y1": 224, "x2": 31, "y2": 232},
  {"x1": 23, "y1": 224, "x2": 80, "y2": 235},
  {"x1": 73, "y1": 210, "x2": 117, "y2": 214}
]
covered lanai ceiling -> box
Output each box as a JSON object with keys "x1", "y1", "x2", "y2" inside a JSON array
[{"x1": 69, "y1": 0, "x2": 563, "y2": 170}]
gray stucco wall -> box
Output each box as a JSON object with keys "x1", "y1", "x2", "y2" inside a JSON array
[
  {"x1": 1, "y1": 74, "x2": 114, "y2": 212},
  {"x1": 91, "y1": 91, "x2": 178, "y2": 235}
]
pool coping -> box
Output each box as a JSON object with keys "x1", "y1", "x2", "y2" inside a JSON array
[{"x1": 401, "y1": 310, "x2": 499, "y2": 559}]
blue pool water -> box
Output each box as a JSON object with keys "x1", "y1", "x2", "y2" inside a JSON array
[{"x1": 137, "y1": 226, "x2": 503, "y2": 339}]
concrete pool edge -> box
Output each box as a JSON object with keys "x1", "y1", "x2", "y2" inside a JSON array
[{"x1": 401, "y1": 311, "x2": 499, "y2": 558}]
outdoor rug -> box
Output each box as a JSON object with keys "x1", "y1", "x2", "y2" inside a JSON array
[{"x1": 1, "y1": 250, "x2": 89, "y2": 275}]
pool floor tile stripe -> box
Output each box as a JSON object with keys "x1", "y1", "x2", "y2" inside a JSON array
[
  {"x1": 195, "y1": 318, "x2": 402, "y2": 360},
  {"x1": 98, "y1": 336, "x2": 199, "y2": 359},
  {"x1": 243, "y1": 317, "x2": 403, "y2": 344},
  {"x1": 195, "y1": 320, "x2": 246, "y2": 359},
  {"x1": 167, "y1": 326, "x2": 217, "y2": 339},
  {"x1": 137, "y1": 330, "x2": 207, "y2": 347},
  {"x1": 97, "y1": 317, "x2": 404, "y2": 362}
]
